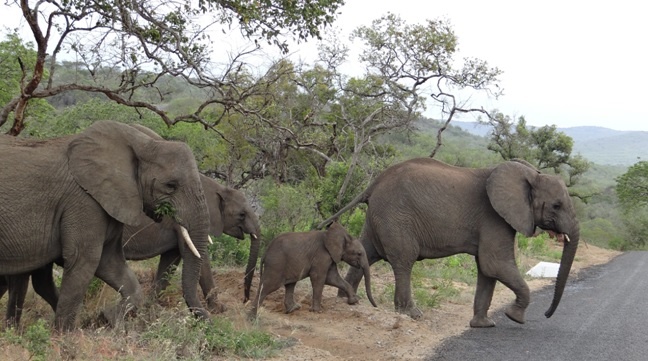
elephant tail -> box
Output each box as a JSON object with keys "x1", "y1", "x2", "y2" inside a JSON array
[{"x1": 317, "y1": 191, "x2": 370, "y2": 230}]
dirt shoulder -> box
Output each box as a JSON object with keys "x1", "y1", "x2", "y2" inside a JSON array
[{"x1": 216, "y1": 243, "x2": 621, "y2": 360}]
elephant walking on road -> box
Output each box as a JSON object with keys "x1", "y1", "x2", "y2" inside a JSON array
[{"x1": 320, "y1": 158, "x2": 580, "y2": 327}]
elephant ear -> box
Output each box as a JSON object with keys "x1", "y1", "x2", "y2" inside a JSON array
[
  {"x1": 67, "y1": 121, "x2": 148, "y2": 227},
  {"x1": 486, "y1": 161, "x2": 538, "y2": 237},
  {"x1": 324, "y1": 221, "x2": 344, "y2": 263}
]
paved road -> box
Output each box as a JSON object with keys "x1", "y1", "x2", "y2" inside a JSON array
[{"x1": 426, "y1": 251, "x2": 648, "y2": 361}]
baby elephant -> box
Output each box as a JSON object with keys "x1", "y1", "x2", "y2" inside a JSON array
[{"x1": 250, "y1": 221, "x2": 376, "y2": 317}]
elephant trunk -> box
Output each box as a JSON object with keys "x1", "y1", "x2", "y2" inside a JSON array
[
  {"x1": 178, "y1": 200, "x2": 211, "y2": 319},
  {"x1": 545, "y1": 224, "x2": 580, "y2": 318},
  {"x1": 362, "y1": 258, "x2": 377, "y2": 307},
  {"x1": 243, "y1": 227, "x2": 261, "y2": 303}
]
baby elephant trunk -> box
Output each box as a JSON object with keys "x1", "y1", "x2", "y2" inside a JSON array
[{"x1": 362, "y1": 259, "x2": 377, "y2": 307}]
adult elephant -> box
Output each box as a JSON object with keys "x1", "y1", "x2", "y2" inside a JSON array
[
  {"x1": 320, "y1": 158, "x2": 579, "y2": 327},
  {"x1": 0, "y1": 121, "x2": 210, "y2": 331},
  {"x1": 1, "y1": 126, "x2": 261, "y2": 326},
  {"x1": 122, "y1": 175, "x2": 261, "y2": 312}
]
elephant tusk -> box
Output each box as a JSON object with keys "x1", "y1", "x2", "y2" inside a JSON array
[
  {"x1": 179, "y1": 226, "x2": 201, "y2": 259},
  {"x1": 207, "y1": 235, "x2": 213, "y2": 245},
  {"x1": 251, "y1": 233, "x2": 258, "y2": 240},
  {"x1": 564, "y1": 234, "x2": 571, "y2": 243}
]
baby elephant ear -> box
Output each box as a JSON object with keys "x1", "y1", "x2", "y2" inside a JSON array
[
  {"x1": 324, "y1": 222, "x2": 345, "y2": 263},
  {"x1": 486, "y1": 161, "x2": 538, "y2": 237}
]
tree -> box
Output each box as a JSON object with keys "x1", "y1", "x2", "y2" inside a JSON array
[
  {"x1": 616, "y1": 161, "x2": 648, "y2": 211},
  {"x1": 483, "y1": 111, "x2": 590, "y2": 188},
  {"x1": 0, "y1": 0, "x2": 343, "y2": 134},
  {"x1": 0, "y1": 33, "x2": 54, "y2": 132},
  {"x1": 350, "y1": 13, "x2": 502, "y2": 158}
]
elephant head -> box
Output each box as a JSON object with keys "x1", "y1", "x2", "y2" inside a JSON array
[
  {"x1": 486, "y1": 161, "x2": 580, "y2": 318},
  {"x1": 68, "y1": 121, "x2": 211, "y2": 318},
  {"x1": 202, "y1": 177, "x2": 261, "y2": 303},
  {"x1": 324, "y1": 222, "x2": 377, "y2": 307}
]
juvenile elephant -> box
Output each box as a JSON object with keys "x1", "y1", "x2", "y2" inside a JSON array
[
  {"x1": 1, "y1": 127, "x2": 260, "y2": 326},
  {"x1": 250, "y1": 221, "x2": 377, "y2": 318},
  {"x1": 320, "y1": 158, "x2": 580, "y2": 327},
  {"x1": 0, "y1": 121, "x2": 210, "y2": 331}
]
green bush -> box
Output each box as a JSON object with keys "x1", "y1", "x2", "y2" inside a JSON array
[{"x1": 209, "y1": 235, "x2": 251, "y2": 267}]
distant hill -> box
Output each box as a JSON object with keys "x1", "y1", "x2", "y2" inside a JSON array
[{"x1": 451, "y1": 121, "x2": 648, "y2": 166}]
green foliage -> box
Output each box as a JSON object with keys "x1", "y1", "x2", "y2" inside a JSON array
[
  {"x1": 259, "y1": 180, "x2": 319, "y2": 240},
  {"x1": 484, "y1": 112, "x2": 590, "y2": 185},
  {"x1": 316, "y1": 161, "x2": 370, "y2": 216},
  {"x1": 0, "y1": 33, "x2": 55, "y2": 133},
  {"x1": 1, "y1": 319, "x2": 51, "y2": 361},
  {"x1": 209, "y1": 235, "x2": 250, "y2": 266},
  {"x1": 154, "y1": 201, "x2": 177, "y2": 220},
  {"x1": 142, "y1": 315, "x2": 280, "y2": 359},
  {"x1": 616, "y1": 161, "x2": 648, "y2": 211},
  {"x1": 84, "y1": 277, "x2": 104, "y2": 301}
]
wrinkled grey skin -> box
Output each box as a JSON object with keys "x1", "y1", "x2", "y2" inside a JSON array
[
  {"x1": 122, "y1": 175, "x2": 261, "y2": 312},
  {"x1": 0, "y1": 121, "x2": 210, "y2": 331},
  {"x1": 1, "y1": 126, "x2": 260, "y2": 327},
  {"x1": 321, "y1": 158, "x2": 580, "y2": 327},
  {"x1": 250, "y1": 221, "x2": 377, "y2": 318}
]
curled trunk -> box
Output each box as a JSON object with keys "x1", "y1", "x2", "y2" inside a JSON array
[{"x1": 545, "y1": 226, "x2": 580, "y2": 318}]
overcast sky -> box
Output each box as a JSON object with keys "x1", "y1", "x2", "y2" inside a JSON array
[{"x1": 2, "y1": 1, "x2": 646, "y2": 131}]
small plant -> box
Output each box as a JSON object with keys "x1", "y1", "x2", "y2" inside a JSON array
[
  {"x1": 209, "y1": 235, "x2": 250, "y2": 267},
  {"x1": 154, "y1": 201, "x2": 177, "y2": 219},
  {"x1": 0, "y1": 319, "x2": 51, "y2": 361}
]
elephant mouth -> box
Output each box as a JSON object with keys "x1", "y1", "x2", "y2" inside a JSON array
[
  {"x1": 545, "y1": 229, "x2": 570, "y2": 244},
  {"x1": 144, "y1": 206, "x2": 163, "y2": 222}
]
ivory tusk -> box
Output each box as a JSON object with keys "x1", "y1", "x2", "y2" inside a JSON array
[
  {"x1": 179, "y1": 226, "x2": 201, "y2": 259},
  {"x1": 251, "y1": 233, "x2": 258, "y2": 240},
  {"x1": 564, "y1": 234, "x2": 571, "y2": 243},
  {"x1": 207, "y1": 235, "x2": 213, "y2": 245}
]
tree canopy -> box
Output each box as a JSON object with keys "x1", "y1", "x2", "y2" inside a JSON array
[{"x1": 1, "y1": 0, "x2": 343, "y2": 134}]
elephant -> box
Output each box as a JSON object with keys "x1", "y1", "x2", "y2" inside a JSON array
[
  {"x1": 0, "y1": 121, "x2": 211, "y2": 331},
  {"x1": 0, "y1": 126, "x2": 261, "y2": 327},
  {"x1": 122, "y1": 175, "x2": 261, "y2": 312},
  {"x1": 250, "y1": 221, "x2": 377, "y2": 318},
  {"x1": 319, "y1": 158, "x2": 580, "y2": 327}
]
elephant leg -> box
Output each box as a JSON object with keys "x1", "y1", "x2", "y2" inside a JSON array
[
  {"x1": 56, "y1": 252, "x2": 102, "y2": 331},
  {"x1": 31, "y1": 263, "x2": 59, "y2": 312},
  {"x1": 471, "y1": 261, "x2": 496, "y2": 327},
  {"x1": 393, "y1": 261, "x2": 422, "y2": 319},
  {"x1": 199, "y1": 259, "x2": 226, "y2": 314},
  {"x1": 283, "y1": 283, "x2": 301, "y2": 313},
  {"x1": 478, "y1": 251, "x2": 530, "y2": 325},
  {"x1": 325, "y1": 265, "x2": 358, "y2": 305},
  {"x1": 5, "y1": 273, "x2": 30, "y2": 327},
  {"x1": 155, "y1": 250, "x2": 182, "y2": 298},
  {"x1": 249, "y1": 277, "x2": 282, "y2": 319},
  {"x1": 309, "y1": 272, "x2": 326, "y2": 313},
  {"x1": 94, "y1": 236, "x2": 144, "y2": 327}
]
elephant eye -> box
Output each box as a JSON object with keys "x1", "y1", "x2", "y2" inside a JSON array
[
  {"x1": 165, "y1": 181, "x2": 178, "y2": 192},
  {"x1": 238, "y1": 212, "x2": 246, "y2": 220},
  {"x1": 552, "y1": 202, "x2": 562, "y2": 210}
]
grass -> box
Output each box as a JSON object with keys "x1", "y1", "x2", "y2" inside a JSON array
[{"x1": 0, "y1": 232, "x2": 566, "y2": 360}]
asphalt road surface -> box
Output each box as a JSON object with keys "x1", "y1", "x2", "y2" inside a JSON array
[{"x1": 426, "y1": 251, "x2": 648, "y2": 361}]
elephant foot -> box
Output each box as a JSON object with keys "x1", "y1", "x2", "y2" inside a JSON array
[
  {"x1": 207, "y1": 299, "x2": 227, "y2": 314},
  {"x1": 397, "y1": 305, "x2": 423, "y2": 320},
  {"x1": 285, "y1": 303, "x2": 301, "y2": 314},
  {"x1": 100, "y1": 303, "x2": 136, "y2": 328},
  {"x1": 505, "y1": 304, "x2": 526, "y2": 324},
  {"x1": 309, "y1": 306, "x2": 323, "y2": 313},
  {"x1": 347, "y1": 295, "x2": 359, "y2": 305},
  {"x1": 470, "y1": 315, "x2": 496, "y2": 328}
]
